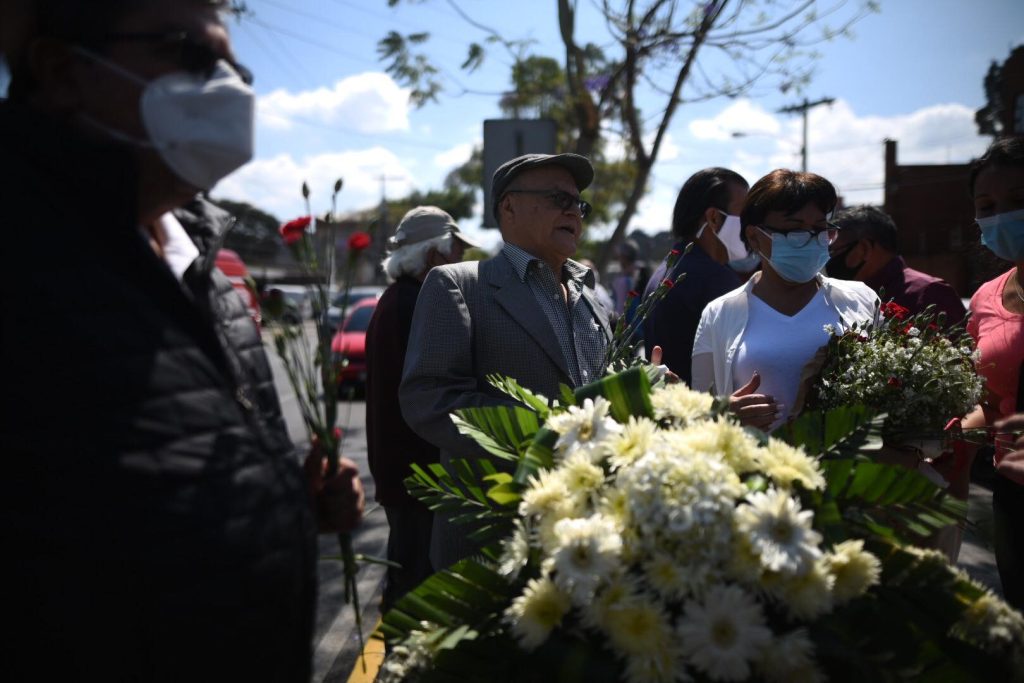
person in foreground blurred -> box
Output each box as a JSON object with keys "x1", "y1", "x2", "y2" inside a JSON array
[
  {"x1": 829, "y1": 204, "x2": 966, "y2": 326},
  {"x1": 692, "y1": 169, "x2": 877, "y2": 431},
  {"x1": 1, "y1": 1, "x2": 361, "y2": 678},
  {"x1": 961, "y1": 135, "x2": 1024, "y2": 608},
  {"x1": 643, "y1": 167, "x2": 749, "y2": 383},
  {"x1": 366, "y1": 206, "x2": 478, "y2": 612}
]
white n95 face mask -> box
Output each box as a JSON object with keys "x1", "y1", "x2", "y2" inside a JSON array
[
  {"x1": 74, "y1": 48, "x2": 255, "y2": 191},
  {"x1": 696, "y1": 211, "x2": 748, "y2": 262}
]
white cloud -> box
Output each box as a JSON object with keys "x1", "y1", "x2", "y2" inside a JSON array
[
  {"x1": 689, "y1": 99, "x2": 781, "y2": 141},
  {"x1": 434, "y1": 142, "x2": 474, "y2": 171},
  {"x1": 214, "y1": 147, "x2": 415, "y2": 220},
  {"x1": 257, "y1": 72, "x2": 410, "y2": 133}
]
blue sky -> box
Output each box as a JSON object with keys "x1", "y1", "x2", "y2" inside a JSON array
[{"x1": 5, "y1": 1, "x2": 1022, "y2": 249}]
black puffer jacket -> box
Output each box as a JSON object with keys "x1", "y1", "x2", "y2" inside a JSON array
[{"x1": 1, "y1": 103, "x2": 318, "y2": 681}]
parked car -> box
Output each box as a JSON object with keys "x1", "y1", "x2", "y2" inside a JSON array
[
  {"x1": 331, "y1": 297, "x2": 378, "y2": 395},
  {"x1": 266, "y1": 284, "x2": 314, "y2": 325},
  {"x1": 215, "y1": 249, "x2": 260, "y2": 326},
  {"x1": 325, "y1": 285, "x2": 384, "y2": 331}
]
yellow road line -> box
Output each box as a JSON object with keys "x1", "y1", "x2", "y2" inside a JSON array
[{"x1": 346, "y1": 619, "x2": 385, "y2": 683}]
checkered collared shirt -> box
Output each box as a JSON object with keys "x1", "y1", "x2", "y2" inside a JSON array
[{"x1": 501, "y1": 243, "x2": 608, "y2": 387}]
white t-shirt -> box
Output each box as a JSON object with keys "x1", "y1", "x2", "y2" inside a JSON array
[{"x1": 732, "y1": 288, "x2": 839, "y2": 430}]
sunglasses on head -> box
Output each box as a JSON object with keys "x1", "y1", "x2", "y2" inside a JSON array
[
  {"x1": 504, "y1": 189, "x2": 592, "y2": 219},
  {"x1": 94, "y1": 31, "x2": 254, "y2": 85}
]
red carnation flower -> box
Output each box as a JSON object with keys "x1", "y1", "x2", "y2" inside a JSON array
[
  {"x1": 887, "y1": 376, "x2": 902, "y2": 388},
  {"x1": 880, "y1": 301, "x2": 909, "y2": 321},
  {"x1": 348, "y1": 231, "x2": 372, "y2": 252},
  {"x1": 280, "y1": 216, "x2": 311, "y2": 245},
  {"x1": 661, "y1": 278, "x2": 674, "y2": 289},
  {"x1": 670, "y1": 249, "x2": 681, "y2": 256},
  {"x1": 627, "y1": 289, "x2": 640, "y2": 299}
]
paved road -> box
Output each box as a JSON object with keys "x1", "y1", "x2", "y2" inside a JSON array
[{"x1": 263, "y1": 325, "x2": 1005, "y2": 682}]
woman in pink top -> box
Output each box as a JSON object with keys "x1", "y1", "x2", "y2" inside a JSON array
[{"x1": 962, "y1": 135, "x2": 1024, "y2": 609}]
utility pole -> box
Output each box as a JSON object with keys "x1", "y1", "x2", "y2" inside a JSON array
[{"x1": 777, "y1": 97, "x2": 835, "y2": 172}]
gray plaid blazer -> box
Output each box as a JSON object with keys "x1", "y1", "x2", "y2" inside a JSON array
[{"x1": 399, "y1": 254, "x2": 611, "y2": 569}]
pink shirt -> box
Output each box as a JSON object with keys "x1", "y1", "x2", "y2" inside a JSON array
[{"x1": 968, "y1": 268, "x2": 1024, "y2": 422}]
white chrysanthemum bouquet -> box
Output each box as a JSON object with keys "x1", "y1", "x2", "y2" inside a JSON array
[
  {"x1": 379, "y1": 369, "x2": 1023, "y2": 683},
  {"x1": 806, "y1": 301, "x2": 984, "y2": 439}
]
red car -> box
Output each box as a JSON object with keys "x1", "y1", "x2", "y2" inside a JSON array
[{"x1": 330, "y1": 297, "x2": 378, "y2": 392}]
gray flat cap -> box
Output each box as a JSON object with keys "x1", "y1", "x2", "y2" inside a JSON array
[
  {"x1": 387, "y1": 206, "x2": 481, "y2": 251},
  {"x1": 491, "y1": 153, "x2": 594, "y2": 220}
]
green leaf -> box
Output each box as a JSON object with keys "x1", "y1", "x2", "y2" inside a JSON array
[
  {"x1": 486, "y1": 375, "x2": 552, "y2": 417},
  {"x1": 453, "y1": 405, "x2": 541, "y2": 462},
  {"x1": 574, "y1": 366, "x2": 654, "y2": 423}
]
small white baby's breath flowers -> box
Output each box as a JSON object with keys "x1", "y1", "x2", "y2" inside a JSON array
[
  {"x1": 736, "y1": 489, "x2": 823, "y2": 576},
  {"x1": 504, "y1": 576, "x2": 570, "y2": 650},
  {"x1": 824, "y1": 539, "x2": 881, "y2": 603},
  {"x1": 677, "y1": 584, "x2": 772, "y2": 682}
]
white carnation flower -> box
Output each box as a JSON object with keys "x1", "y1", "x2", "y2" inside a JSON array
[
  {"x1": 677, "y1": 584, "x2": 772, "y2": 681},
  {"x1": 736, "y1": 489, "x2": 822, "y2": 576}
]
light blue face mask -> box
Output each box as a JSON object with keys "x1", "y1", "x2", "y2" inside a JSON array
[
  {"x1": 757, "y1": 228, "x2": 831, "y2": 283},
  {"x1": 977, "y1": 208, "x2": 1024, "y2": 263}
]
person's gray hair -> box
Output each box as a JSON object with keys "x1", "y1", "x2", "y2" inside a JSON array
[{"x1": 381, "y1": 233, "x2": 455, "y2": 282}]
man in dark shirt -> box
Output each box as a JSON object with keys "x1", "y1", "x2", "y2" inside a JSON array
[
  {"x1": 365, "y1": 206, "x2": 478, "y2": 611},
  {"x1": 828, "y1": 205, "x2": 966, "y2": 325}
]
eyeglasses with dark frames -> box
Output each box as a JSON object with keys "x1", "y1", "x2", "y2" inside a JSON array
[
  {"x1": 94, "y1": 31, "x2": 254, "y2": 85},
  {"x1": 758, "y1": 223, "x2": 839, "y2": 248},
  {"x1": 504, "y1": 189, "x2": 592, "y2": 219}
]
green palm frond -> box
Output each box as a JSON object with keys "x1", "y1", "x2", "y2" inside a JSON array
[
  {"x1": 574, "y1": 366, "x2": 654, "y2": 423},
  {"x1": 486, "y1": 375, "x2": 553, "y2": 417},
  {"x1": 452, "y1": 405, "x2": 542, "y2": 462}
]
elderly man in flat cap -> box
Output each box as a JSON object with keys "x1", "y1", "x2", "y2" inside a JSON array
[
  {"x1": 400, "y1": 154, "x2": 611, "y2": 569},
  {"x1": 366, "y1": 206, "x2": 479, "y2": 610}
]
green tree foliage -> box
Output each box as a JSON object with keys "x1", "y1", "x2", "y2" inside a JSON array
[
  {"x1": 973, "y1": 46, "x2": 1024, "y2": 139},
  {"x1": 379, "y1": 0, "x2": 878, "y2": 269},
  {"x1": 209, "y1": 197, "x2": 285, "y2": 265}
]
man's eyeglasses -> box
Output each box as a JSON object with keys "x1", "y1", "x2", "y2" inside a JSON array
[
  {"x1": 94, "y1": 31, "x2": 254, "y2": 85},
  {"x1": 758, "y1": 224, "x2": 839, "y2": 248},
  {"x1": 505, "y1": 189, "x2": 592, "y2": 219}
]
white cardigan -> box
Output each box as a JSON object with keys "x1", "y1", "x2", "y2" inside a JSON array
[{"x1": 691, "y1": 274, "x2": 878, "y2": 396}]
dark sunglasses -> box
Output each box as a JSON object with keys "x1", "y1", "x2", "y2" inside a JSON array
[
  {"x1": 94, "y1": 31, "x2": 254, "y2": 85},
  {"x1": 504, "y1": 189, "x2": 592, "y2": 219}
]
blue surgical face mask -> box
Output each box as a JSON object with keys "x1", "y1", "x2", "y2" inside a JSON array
[
  {"x1": 757, "y1": 228, "x2": 831, "y2": 283},
  {"x1": 976, "y1": 208, "x2": 1024, "y2": 263}
]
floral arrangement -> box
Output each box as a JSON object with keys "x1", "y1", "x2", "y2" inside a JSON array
[
  {"x1": 806, "y1": 301, "x2": 984, "y2": 440},
  {"x1": 378, "y1": 369, "x2": 1023, "y2": 683},
  {"x1": 265, "y1": 179, "x2": 373, "y2": 649}
]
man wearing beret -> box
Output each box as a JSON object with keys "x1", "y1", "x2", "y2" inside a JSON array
[
  {"x1": 366, "y1": 206, "x2": 479, "y2": 610},
  {"x1": 400, "y1": 154, "x2": 611, "y2": 569}
]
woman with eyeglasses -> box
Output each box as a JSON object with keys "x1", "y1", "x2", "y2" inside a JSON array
[
  {"x1": 960, "y1": 135, "x2": 1024, "y2": 608},
  {"x1": 692, "y1": 169, "x2": 877, "y2": 431}
]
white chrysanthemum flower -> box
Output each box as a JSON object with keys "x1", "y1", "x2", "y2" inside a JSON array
[
  {"x1": 624, "y1": 647, "x2": 684, "y2": 683},
  {"x1": 497, "y1": 518, "x2": 532, "y2": 577},
  {"x1": 677, "y1": 584, "x2": 772, "y2": 681},
  {"x1": 954, "y1": 589, "x2": 1024, "y2": 655},
  {"x1": 736, "y1": 489, "x2": 822, "y2": 576},
  {"x1": 650, "y1": 383, "x2": 714, "y2": 423},
  {"x1": 606, "y1": 416, "x2": 658, "y2": 470},
  {"x1": 760, "y1": 439, "x2": 826, "y2": 491},
  {"x1": 504, "y1": 576, "x2": 571, "y2": 650},
  {"x1": 758, "y1": 628, "x2": 823, "y2": 683},
  {"x1": 603, "y1": 595, "x2": 674, "y2": 658},
  {"x1": 379, "y1": 625, "x2": 436, "y2": 683},
  {"x1": 519, "y1": 469, "x2": 574, "y2": 521},
  {"x1": 548, "y1": 515, "x2": 623, "y2": 602},
  {"x1": 768, "y1": 557, "x2": 836, "y2": 620},
  {"x1": 547, "y1": 397, "x2": 621, "y2": 457},
  {"x1": 644, "y1": 551, "x2": 690, "y2": 601},
  {"x1": 557, "y1": 451, "x2": 606, "y2": 503},
  {"x1": 669, "y1": 418, "x2": 763, "y2": 475},
  {"x1": 825, "y1": 539, "x2": 881, "y2": 603}
]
